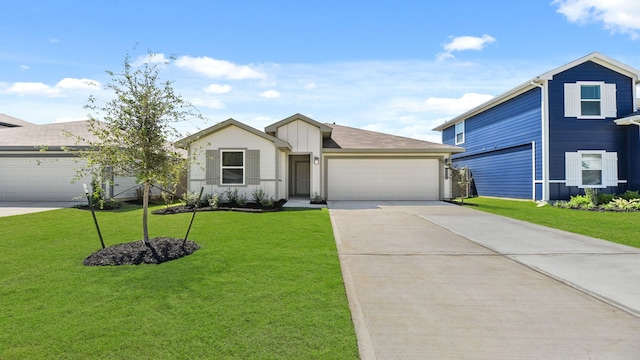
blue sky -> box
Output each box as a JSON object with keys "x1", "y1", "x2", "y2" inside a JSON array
[{"x1": 1, "y1": 0, "x2": 639, "y2": 142}]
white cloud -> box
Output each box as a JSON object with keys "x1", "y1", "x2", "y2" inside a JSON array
[
  {"x1": 424, "y1": 93, "x2": 495, "y2": 114},
  {"x1": 6, "y1": 82, "x2": 60, "y2": 97},
  {"x1": 20, "y1": 65, "x2": 30, "y2": 71},
  {"x1": 553, "y1": 0, "x2": 640, "y2": 39},
  {"x1": 190, "y1": 98, "x2": 225, "y2": 109},
  {"x1": 437, "y1": 34, "x2": 496, "y2": 61},
  {"x1": 56, "y1": 116, "x2": 86, "y2": 123},
  {"x1": 4, "y1": 77, "x2": 101, "y2": 97},
  {"x1": 259, "y1": 90, "x2": 280, "y2": 99},
  {"x1": 56, "y1": 78, "x2": 101, "y2": 90},
  {"x1": 203, "y1": 84, "x2": 231, "y2": 94},
  {"x1": 132, "y1": 53, "x2": 169, "y2": 66},
  {"x1": 304, "y1": 82, "x2": 317, "y2": 89},
  {"x1": 175, "y1": 56, "x2": 266, "y2": 80}
]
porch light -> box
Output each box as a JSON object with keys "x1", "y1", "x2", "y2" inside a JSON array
[{"x1": 314, "y1": 157, "x2": 319, "y2": 165}]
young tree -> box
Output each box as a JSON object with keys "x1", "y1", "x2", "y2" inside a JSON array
[{"x1": 73, "y1": 52, "x2": 203, "y2": 244}]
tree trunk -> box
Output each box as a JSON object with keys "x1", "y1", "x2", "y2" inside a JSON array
[{"x1": 142, "y1": 182, "x2": 150, "y2": 244}]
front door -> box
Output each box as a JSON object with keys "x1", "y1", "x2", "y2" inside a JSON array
[{"x1": 295, "y1": 161, "x2": 310, "y2": 196}]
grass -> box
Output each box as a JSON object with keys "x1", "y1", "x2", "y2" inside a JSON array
[
  {"x1": 462, "y1": 197, "x2": 640, "y2": 249},
  {"x1": 0, "y1": 204, "x2": 358, "y2": 359}
]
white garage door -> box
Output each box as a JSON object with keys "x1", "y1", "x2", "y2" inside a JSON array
[
  {"x1": 327, "y1": 158, "x2": 440, "y2": 200},
  {"x1": 0, "y1": 157, "x2": 91, "y2": 201}
]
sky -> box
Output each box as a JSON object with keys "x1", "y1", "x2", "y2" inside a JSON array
[{"x1": 1, "y1": 0, "x2": 639, "y2": 143}]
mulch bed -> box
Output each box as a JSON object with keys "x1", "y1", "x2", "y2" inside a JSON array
[
  {"x1": 152, "y1": 200, "x2": 288, "y2": 215},
  {"x1": 84, "y1": 237, "x2": 200, "y2": 266}
]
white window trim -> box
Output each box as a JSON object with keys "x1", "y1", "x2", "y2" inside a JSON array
[
  {"x1": 565, "y1": 150, "x2": 618, "y2": 188},
  {"x1": 577, "y1": 81, "x2": 604, "y2": 119},
  {"x1": 220, "y1": 149, "x2": 245, "y2": 185},
  {"x1": 564, "y1": 82, "x2": 617, "y2": 119},
  {"x1": 455, "y1": 121, "x2": 465, "y2": 145}
]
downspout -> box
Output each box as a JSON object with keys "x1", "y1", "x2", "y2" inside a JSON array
[{"x1": 530, "y1": 79, "x2": 548, "y2": 201}]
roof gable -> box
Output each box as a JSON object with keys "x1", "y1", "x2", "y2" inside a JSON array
[
  {"x1": 175, "y1": 118, "x2": 291, "y2": 150},
  {"x1": 433, "y1": 52, "x2": 640, "y2": 131},
  {"x1": 265, "y1": 113, "x2": 332, "y2": 136}
]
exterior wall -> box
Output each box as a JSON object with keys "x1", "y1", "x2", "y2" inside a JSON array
[
  {"x1": 188, "y1": 125, "x2": 281, "y2": 200},
  {"x1": 276, "y1": 120, "x2": 323, "y2": 198},
  {"x1": 444, "y1": 88, "x2": 543, "y2": 199},
  {"x1": 547, "y1": 61, "x2": 635, "y2": 199}
]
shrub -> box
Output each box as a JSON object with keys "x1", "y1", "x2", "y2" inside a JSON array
[
  {"x1": 597, "y1": 193, "x2": 615, "y2": 205},
  {"x1": 611, "y1": 198, "x2": 640, "y2": 212},
  {"x1": 566, "y1": 194, "x2": 594, "y2": 209},
  {"x1": 260, "y1": 196, "x2": 275, "y2": 208},
  {"x1": 619, "y1": 190, "x2": 640, "y2": 200},
  {"x1": 236, "y1": 195, "x2": 247, "y2": 207},
  {"x1": 180, "y1": 191, "x2": 200, "y2": 208},
  {"x1": 208, "y1": 193, "x2": 220, "y2": 209},
  {"x1": 223, "y1": 188, "x2": 240, "y2": 205},
  {"x1": 252, "y1": 188, "x2": 267, "y2": 204}
]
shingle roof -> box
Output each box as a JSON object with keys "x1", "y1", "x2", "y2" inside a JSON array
[
  {"x1": 0, "y1": 120, "x2": 97, "y2": 150},
  {"x1": 0, "y1": 113, "x2": 35, "y2": 128},
  {"x1": 323, "y1": 123, "x2": 464, "y2": 153}
]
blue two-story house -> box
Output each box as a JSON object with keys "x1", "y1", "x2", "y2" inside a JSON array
[{"x1": 434, "y1": 52, "x2": 640, "y2": 201}]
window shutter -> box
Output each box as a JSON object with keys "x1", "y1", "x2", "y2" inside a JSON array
[
  {"x1": 602, "y1": 83, "x2": 617, "y2": 118},
  {"x1": 564, "y1": 83, "x2": 580, "y2": 117},
  {"x1": 565, "y1": 152, "x2": 580, "y2": 186},
  {"x1": 246, "y1": 150, "x2": 260, "y2": 185},
  {"x1": 205, "y1": 150, "x2": 220, "y2": 185},
  {"x1": 603, "y1": 152, "x2": 618, "y2": 187}
]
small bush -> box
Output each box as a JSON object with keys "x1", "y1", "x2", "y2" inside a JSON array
[
  {"x1": 260, "y1": 196, "x2": 275, "y2": 208},
  {"x1": 567, "y1": 194, "x2": 594, "y2": 209},
  {"x1": 252, "y1": 188, "x2": 267, "y2": 203},
  {"x1": 180, "y1": 191, "x2": 200, "y2": 208},
  {"x1": 619, "y1": 190, "x2": 640, "y2": 200},
  {"x1": 208, "y1": 193, "x2": 220, "y2": 208},
  {"x1": 236, "y1": 195, "x2": 247, "y2": 207},
  {"x1": 597, "y1": 193, "x2": 615, "y2": 205},
  {"x1": 223, "y1": 188, "x2": 240, "y2": 205}
]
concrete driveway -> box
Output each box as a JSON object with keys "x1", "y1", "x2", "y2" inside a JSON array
[
  {"x1": 328, "y1": 201, "x2": 640, "y2": 359},
  {"x1": 0, "y1": 201, "x2": 82, "y2": 217}
]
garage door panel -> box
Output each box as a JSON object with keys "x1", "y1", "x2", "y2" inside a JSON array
[
  {"x1": 0, "y1": 157, "x2": 91, "y2": 201},
  {"x1": 327, "y1": 158, "x2": 439, "y2": 201}
]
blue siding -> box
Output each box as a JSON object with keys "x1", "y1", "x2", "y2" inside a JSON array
[
  {"x1": 455, "y1": 144, "x2": 533, "y2": 199},
  {"x1": 444, "y1": 88, "x2": 542, "y2": 199},
  {"x1": 547, "y1": 61, "x2": 635, "y2": 199}
]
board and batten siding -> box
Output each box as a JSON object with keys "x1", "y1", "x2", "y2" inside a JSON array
[
  {"x1": 275, "y1": 119, "x2": 323, "y2": 198},
  {"x1": 188, "y1": 125, "x2": 279, "y2": 198},
  {"x1": 547, "y1": 61, "x2": 635, "y2": 199},
  {"x1": 444, "y1": 88, "x2": 543, "y2": 199}
]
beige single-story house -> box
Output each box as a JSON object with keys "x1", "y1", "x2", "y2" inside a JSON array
[
  {"x1": 176, "y1": 113, "x2": 464, "y2": 201},
  {"x1": 0, "y1": 114, "x2": 141, "y2": 202}
]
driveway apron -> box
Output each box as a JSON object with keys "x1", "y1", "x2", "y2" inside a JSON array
[{"x1": 328, "y1": 201, "x2": 640, "y2": 360}]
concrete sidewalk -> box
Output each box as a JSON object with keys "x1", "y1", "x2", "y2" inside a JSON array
[{"x1": 328, "y1": 201, "x2": 640, "y2": 359}]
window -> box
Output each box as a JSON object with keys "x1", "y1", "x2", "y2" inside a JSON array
[
  {"x1": 565, "y1": 151, "x2": 618, "y2": 188},
  {"x1": 580, "y1": 85, "x2": 601, "y2": 116},
  {"x1": 580, "y1": 153, "x2": 602, "y2": 186},
  {"x1": 564, "y1": 82, "x2": 616, "y2": 119},
  {"x1": 221, "y1": 150, "x2": 244, "y2": 185},
  {"x1": 455, "y1": 121, "x2": 465, "y2": 144}
]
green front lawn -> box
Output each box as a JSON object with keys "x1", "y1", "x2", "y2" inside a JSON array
[
  {"x1": 0, "y1": 205, "x2": 358, "y2": 359},
  {"x1": 463, "y1": 197, "x2": 640, "y2": 248}
]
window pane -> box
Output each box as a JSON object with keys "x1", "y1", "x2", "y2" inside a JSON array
[
  {"x1": 456, "y1": 132, "x2": 464, "y2": 143},
  {"x1": 581, "y1": 154, "x2": 602, "y2": 170},
  {"x1": 582, "y1": 170, "x2": 602, "y2": 185},
  {"x1": 580, "y1": 85, "x2": 600, "y2": 100},
  {"x1": 581, "y1": 101, "x2": 601, "y2": 116},
  {"x1": 222, "y1": 169, "x2": 243, "y2": 184},
  {"x1": 222, "y1": 151, "x2": 243, "y2": 166}
]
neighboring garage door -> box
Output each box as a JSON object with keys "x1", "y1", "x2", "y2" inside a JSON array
[
  {"x1": 327, "y1": 158, "x2": 439, "y2": 200},
  {"x1": 0, "y1": 157, "x2": 91, "y2": 201}
]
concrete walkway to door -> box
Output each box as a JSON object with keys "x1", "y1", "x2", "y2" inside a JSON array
[{"x1": 328, "y1": 201, "x2": 640, "y2": 359}]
